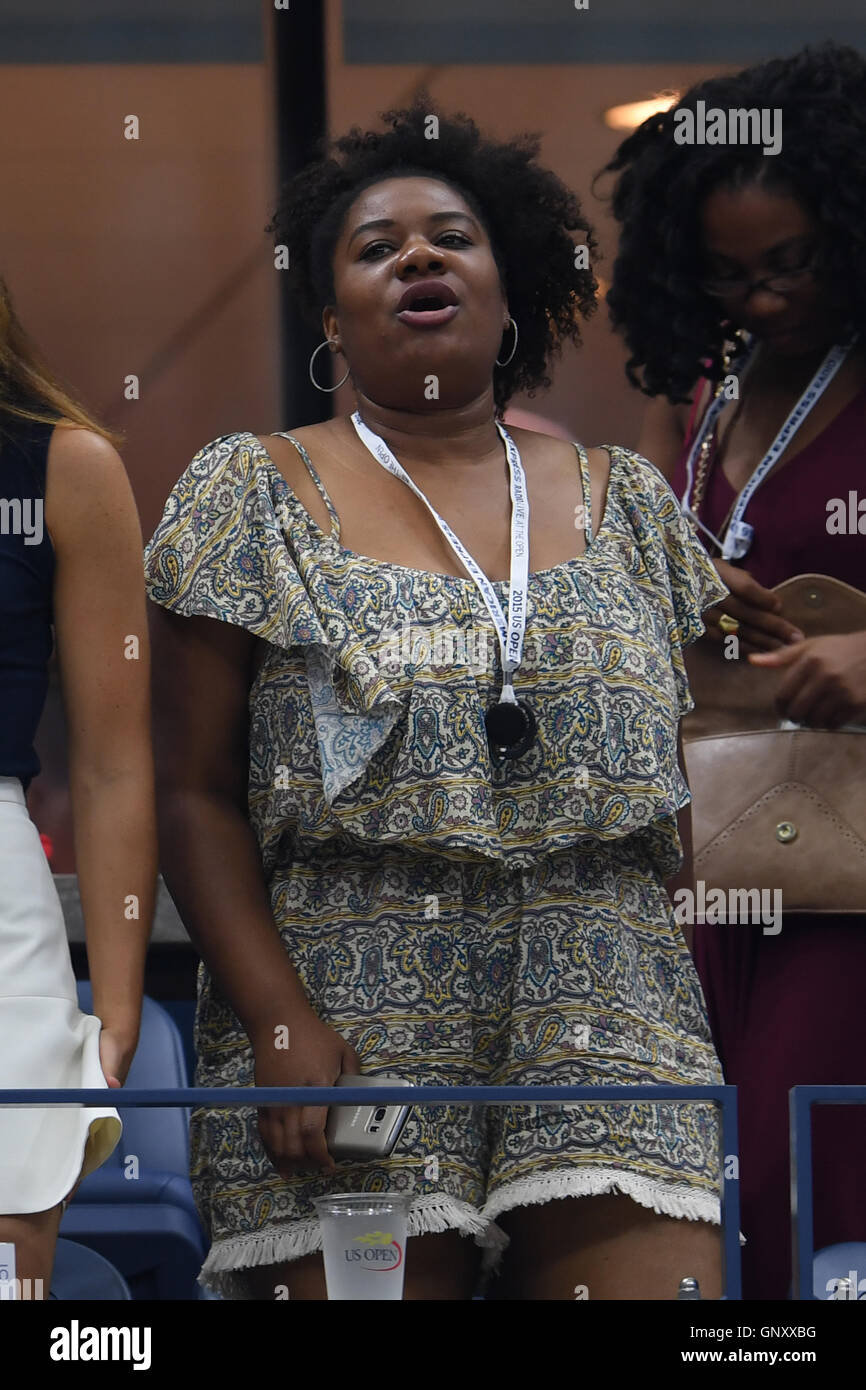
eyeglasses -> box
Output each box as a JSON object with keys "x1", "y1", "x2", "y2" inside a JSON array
[{"x1": 699, "y1": 249, "x2": 818, "y2": 300}]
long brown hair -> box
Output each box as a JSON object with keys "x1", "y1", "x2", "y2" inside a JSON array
[{"x1": 0, "y1": 276, "x2": 123, "y2": 446}]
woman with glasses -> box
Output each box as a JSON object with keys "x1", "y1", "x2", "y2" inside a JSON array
[
  {"x1": 602, "y1": 42, "x2": 866, "y2": 1299},
  {"x1": 144, "y1": 100, "x2": 729, "y2": 1300}
]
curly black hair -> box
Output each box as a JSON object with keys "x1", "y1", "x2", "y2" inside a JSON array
[
  {"x1": 597, "y1": 42, "x2": 866, "y2": 402},
  {"x1": 267, "y1": 96, "x2": 598, "y2": 414}
]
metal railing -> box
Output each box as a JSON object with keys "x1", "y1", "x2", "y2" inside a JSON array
[
  {"x1": 0, "y1": 1082, "x2": 741, "y2": 1299},
  {"x1": 790, "y1": 1084, "x2": 866, "y2": 1301}
]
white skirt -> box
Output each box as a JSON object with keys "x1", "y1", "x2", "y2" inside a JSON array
[{"x1": 0, "y1": 776, "x2": 121, "y2": 1214}]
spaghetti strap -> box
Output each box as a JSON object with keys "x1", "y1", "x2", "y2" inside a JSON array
[
  {"x1": 272, "y1": 432, "x2": 341, "y2": 542},
  {"x1": 572, "y1": 441, "x2": 593, "y2": 546}
]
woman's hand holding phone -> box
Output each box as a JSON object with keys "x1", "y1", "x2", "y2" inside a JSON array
[{"x1": 252, "y1": 1007, "x2": 362, "y2": 1177}]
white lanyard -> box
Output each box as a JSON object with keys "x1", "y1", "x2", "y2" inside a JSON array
[
  {"x1": 680, "y1": 336, "x2": 856, "y2": 559},
  {"x1": 351, "y1": 411, "x2": 529, "y2": 699}
]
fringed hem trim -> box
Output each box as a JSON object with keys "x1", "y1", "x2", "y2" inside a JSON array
[
  {"x1": 197, "y1": 1193, "x2": 509, "y2": 1300},
  {"x1": 478, "y1": 1168, "x2": 726, "y2": 1276}
]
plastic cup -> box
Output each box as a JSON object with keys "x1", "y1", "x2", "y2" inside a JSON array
[{"x1": 313, "y1": 1193, "x2": 412, "y2": 1301}]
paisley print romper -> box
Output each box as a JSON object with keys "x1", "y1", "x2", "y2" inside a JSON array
[{"x1": 144, "y1": 429, "x2": 729, "y2": 1297}]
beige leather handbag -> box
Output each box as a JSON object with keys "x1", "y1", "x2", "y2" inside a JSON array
[{"x1": 682, "y1": 574, "x2": 866, "y2": 913}]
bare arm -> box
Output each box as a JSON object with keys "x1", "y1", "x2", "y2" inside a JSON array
[
  {"x1": 148, "y1": 605, "x2": 312, "y2": 1041},
  {"x1": 149, "y1": 604, "x2": 361, "y2": 1173},
  {"x1": 47, "y1": 427, "x2": 157, "y2": 1077}
]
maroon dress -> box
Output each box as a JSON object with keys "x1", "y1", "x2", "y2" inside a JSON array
[{"x1": 672, "y1": 381, "x2": 866, "y2": 1301}]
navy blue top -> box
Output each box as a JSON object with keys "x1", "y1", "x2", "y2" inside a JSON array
[{"x1": 0, "y1": 411, "x2": 56, "y2": 789}]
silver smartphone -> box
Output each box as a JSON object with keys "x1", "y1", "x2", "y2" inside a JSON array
[{"x1": 325, "y1": 1073, "x2": 415, "y2": 1159}]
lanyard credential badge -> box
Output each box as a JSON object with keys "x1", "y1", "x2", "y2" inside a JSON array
[
  {"x1": 724, "y1": 518, "x2": 754, "y2": 561},
  {"x1": 350, "y1": 411, "x2": 537, "y2": 764},
  {"x1": 680, "y1": 336, "x2": 857, "y2": 558}
]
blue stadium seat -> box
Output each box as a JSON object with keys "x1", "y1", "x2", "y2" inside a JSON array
[
  {"x1": 50, "y1": 1238, "x2": 132, "y2": 1300},
  {"x1": 60, "y1": 983, "x2": 207, "y2": 1299},
  {"x1": 813, "y1": 1242, "x2": 866, "y2": 1299}
]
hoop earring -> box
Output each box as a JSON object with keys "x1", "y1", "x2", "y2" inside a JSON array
[
  {"x1": 495, "y1": 316, "x2": 518, "y2": 367},
  {"x1": 309, "y1": 339, "x2": 351, "y2": 392}
]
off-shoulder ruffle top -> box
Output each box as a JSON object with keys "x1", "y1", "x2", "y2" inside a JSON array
[{"x1": 143, "y1": 431, "x2": 727, "y2": 878}]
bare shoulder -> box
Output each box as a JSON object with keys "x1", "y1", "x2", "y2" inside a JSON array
[
  {"x1": 46, "y1": 422, "x2": 127, "y2": 484},
  {"x1": 254, "y1": 420, "x2": 340, "y2": 534},
  {"x1": 44, "y1": 424, "x2": 140, "y2": 549},
  {"x1": 504, "y1": 424, "x2": 612, "y2": 498},
  {"x1": 257, "y1": 419, "x2": 337, "y2": 456},
  {"x1": 254, "y1": 419, "x2": 343, "y2": 480},
  {"x1": 635, "y1": 391, "x2": 696, "y2": 482}
]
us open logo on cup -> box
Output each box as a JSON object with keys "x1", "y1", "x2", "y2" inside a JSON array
[{"x1": 345, "y1": 1230, "x2": 403, "y2": 1272}]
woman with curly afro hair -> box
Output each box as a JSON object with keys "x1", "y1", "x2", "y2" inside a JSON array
[
  {"x1": 602, "y1": 42, "x2": 866, "y2": 1299},
  {"x1": 144, "y1": 97, "x2": 728, "y2": 1300}
]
